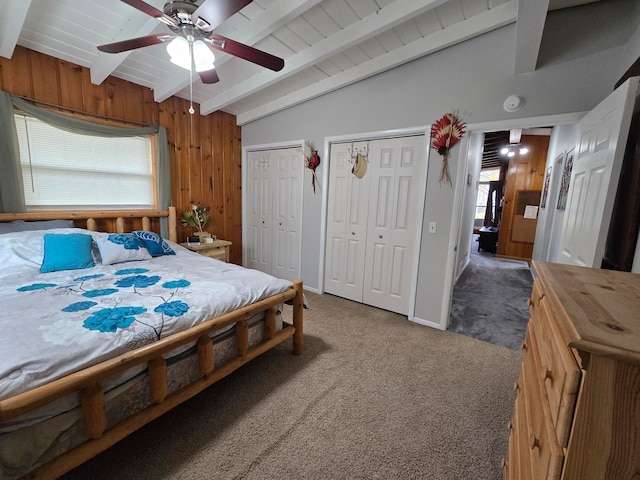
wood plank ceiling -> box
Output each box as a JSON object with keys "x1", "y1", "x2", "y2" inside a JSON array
[{"x1": 0, "y1": 0, "x2": 600, "y2": 125}]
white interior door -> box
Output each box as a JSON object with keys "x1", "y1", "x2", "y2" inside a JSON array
[
  {"x1": 558, "y1": 77, "x2": 639, "y2": 267},
  {"x1": 246, "y1": 150, "x2": 273, "y2": 272},
  {"x1": 324, "y1": 143, "x2": 370, "y2": 302},
  {"x1": 363, "y1": 137, "x2": 424, "y2": 315},
  {"x1": 272, "y1": 148, "x2": 303, "y2": 281},
  {"x1": 245, "y1": 147, "x2": 302, "y2": 280}
]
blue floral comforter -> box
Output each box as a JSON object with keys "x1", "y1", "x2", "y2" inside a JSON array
[{"x1": 0, "y1": 228, "x2": 292, "y2": 402}]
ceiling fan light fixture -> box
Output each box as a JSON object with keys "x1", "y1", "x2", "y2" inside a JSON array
[
  {"x1": 500, "y1": 147, "x2": 509, "y2": 155},
  {"x1": 167, "y1": 37, "x2": 215, "y2": 72},
  {"x1": 167, "y1": 36, "x2": 190, "y2": 69},
  {"x1": 519, "y1": 146, "x2": 529, "y2": 155},
  {"x1": 192, "y1": 40, "x2": 215, "y2": 72}
]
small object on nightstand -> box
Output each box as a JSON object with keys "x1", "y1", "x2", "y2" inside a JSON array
[
  {"x1": 180, "y1": 239, "x2": 232, "y2": 262},
  {"x1": 187, "y1": 236, "x2": 200, "y2": 246}
]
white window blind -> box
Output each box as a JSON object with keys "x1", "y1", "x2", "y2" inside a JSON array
[{"x1": 15, "y1": 113, "x2": 154, "y2": 210}]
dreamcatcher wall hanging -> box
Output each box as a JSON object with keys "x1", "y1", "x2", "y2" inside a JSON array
[
  {"x1": 348, "y1": 142, "x2": 369, "y2": 179},
  {"x1": 302, "y1": 141, "x2": 321, "y2": 193},
  {"x1": 430, "y1": 112, "x2": 466, "y2": 187}
]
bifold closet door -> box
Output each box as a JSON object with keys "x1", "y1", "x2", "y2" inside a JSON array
[
  {"x1": 246, "y1": 147, "x2": 302, "y2": 281},
  {"x1": 324, "y1": 143, "x2": 371, "y2": 302},
  {"x1": 324, "y1": 136, "x2": 425, "y2": 315},
  {"x1": 362, "y1": 136, "x2": 424, "y2": 315}
]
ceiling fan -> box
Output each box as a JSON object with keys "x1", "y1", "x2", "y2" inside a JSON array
[{"x1": 97, "y1": 0, "x2": 285, "y2": 85}]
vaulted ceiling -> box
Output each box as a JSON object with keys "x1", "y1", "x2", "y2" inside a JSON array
[{"x1": 0, "y1": 0, "x2": 600, "y2": 125}]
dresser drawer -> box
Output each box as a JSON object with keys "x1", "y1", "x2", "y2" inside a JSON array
[
  {"x1": 505, "y1": 360, "x2": 534, "y2": 480},
  {"x1": 514, "y1": 364, "x2": 534, "y2": 480},
  {"x1": 530, "y1": 290, "x2": 581, "y2": 447},
  {"x1": 200, "y1": 247, "x2": 227, "y2": 261},
  {"x1": 523, "y1": 326, "x2": 564, "y2": 480}
]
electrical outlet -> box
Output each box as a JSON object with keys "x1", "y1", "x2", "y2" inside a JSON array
[{"x1": 429, "y1": 222, "x2": 437, "y2": 233}]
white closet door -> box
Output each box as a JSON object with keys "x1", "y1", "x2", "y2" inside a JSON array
[
  {"x1": 363, "y1": 136, "x2": 424, "y2": 315},
  {"x1": 324, "y1": 143, "x2": 371, "y2": 302},
  {"x1": 272, "y1": 148, "x2": 303, "y2": 281},
  {"x1": 245, "y1": 147, "x2": 302, "y2": 280},
  {"x1": 558, "y1": 77, "x2": 638, "y2": 267},
  {"x1": 246, "y1": 150, "x2": 273, "y2": 272}
]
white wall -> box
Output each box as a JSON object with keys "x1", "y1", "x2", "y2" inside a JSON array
[
  {"x1": 531, "y1": 123, "x2": 580, "y2": 263},
  {"x1": 242, "y1": 5, "x2": 633, "y2": 327}
]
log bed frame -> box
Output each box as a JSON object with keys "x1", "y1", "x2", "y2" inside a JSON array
[{"x1": 0, "y1": 207, "x2": 304, "y2": 480}]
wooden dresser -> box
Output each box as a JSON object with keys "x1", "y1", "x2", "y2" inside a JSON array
[{"x1": 503, "y1": 261, "x2": 640, "y2": 480}]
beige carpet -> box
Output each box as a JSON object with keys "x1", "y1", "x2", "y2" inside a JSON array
[{"x1": 62, "y1": 291, "x2": 522, "y2": 480}]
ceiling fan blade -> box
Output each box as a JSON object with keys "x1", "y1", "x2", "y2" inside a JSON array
[
  {"x1": 191, "y1": 0, "x2": 252, "y2": 31},
  {"x1": 199, "y1": 68, "x2": 220, "y2": 84},
  {"x1": 120, "y1": 0, "x2": 178, "y2": 26},
  {"x1": 97, "y1": 34, "x2": 173, "y2": 53},
  {"x1": 210, "y1": 35, "x2": 284, "y2": 72}
]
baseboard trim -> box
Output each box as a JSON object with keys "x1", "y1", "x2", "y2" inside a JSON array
[{"x1": 409, "y1": 316, "x2": 446, "y2": 331}]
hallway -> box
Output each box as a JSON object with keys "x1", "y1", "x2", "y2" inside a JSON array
[{"x1": 448, "y1": 235, "x2": 533, "y2": 350}]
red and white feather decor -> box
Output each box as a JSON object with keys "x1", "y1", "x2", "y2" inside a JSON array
[{"x1": 430, "y1": 113, "x2": 466, "y2": 186}]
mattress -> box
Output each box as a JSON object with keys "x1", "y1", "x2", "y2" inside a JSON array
[{"x1": 0, "y1": 228, "x2": 291, "y2": 402}]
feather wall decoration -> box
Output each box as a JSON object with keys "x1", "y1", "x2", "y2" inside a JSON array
[{"x1": 430, "y1": 113, "x2": 466, "y2": 186}]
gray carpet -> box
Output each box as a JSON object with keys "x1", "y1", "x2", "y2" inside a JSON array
[
  {"x1": 61, "y1": 291, "x2": 521, "y2": 480},
  {"x1": 448, "y1": 235, "x2": 533, "y2": 351}
]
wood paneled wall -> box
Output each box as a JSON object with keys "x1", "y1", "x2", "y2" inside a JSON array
[
  {"x1": 0, "y1": 46, "x2": 242, "y2": 264},
  {"x1": 497, "y1": 134, "x2": 550, "y2": 261}
]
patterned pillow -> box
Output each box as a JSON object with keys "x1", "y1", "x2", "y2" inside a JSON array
[
  {"x1": 132, "y1": 230, "x2": 175, "y2": 257},
  {"x1": 40, "y1": 233, "x2": 95, "y2": 273},
  {"x1": 96, "y1": 233, "x2": 152, "y2": 265}
]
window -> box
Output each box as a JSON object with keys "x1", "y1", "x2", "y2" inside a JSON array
[
  {"x1": 475, "y1": 168, "x2": 501, "y2": 223},
  {"x1": 15, "y1": 113, "x2": 155, "y2": 210}
]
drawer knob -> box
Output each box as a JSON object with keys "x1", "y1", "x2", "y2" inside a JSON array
[
  {"x1": 513, "y1": 381, "x2": 520, "y2": 392},
  {"x1": 529, "y1": 434, "x2": 540, "y2": 450},
  {"x1": 507, "y1": 420, "x2": 514, "y2": 431},
  {"x1": 527, "y1": 297, "x2": 533, "y2": 307},
  {"x1": 501, "y1": 458, "x2": 507, "y2": 468},
  {"x1": 520, "y1": 341, "x2": 527, "y2": 351},
  {"x1": 542, "y1": 367, "x2": 554, "y2": 382}
]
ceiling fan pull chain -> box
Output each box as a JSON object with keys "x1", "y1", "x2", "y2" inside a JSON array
[{"x1": 189, "y1": 40, "x2": 195, "y2": 115}]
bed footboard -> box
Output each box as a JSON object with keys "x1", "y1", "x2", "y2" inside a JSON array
[{"x1": 1, "y1": 280, "x2": 303, "y2": 480}]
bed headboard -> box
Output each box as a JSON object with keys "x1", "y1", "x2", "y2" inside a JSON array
[{"x1": 0, "y1": 207, "x2": 177, "y2": 243}]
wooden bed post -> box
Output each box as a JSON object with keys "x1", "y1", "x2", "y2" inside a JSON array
[
  {"x1": 168, "y1": 206, "x2": 177, "y2": 243},
  {"x1": 265, "y1": 308, "x2": 276, "y2": 339},
  {"x1": 292, "y1": 280, "x2": 304, "y2": 355},
  {"x1": 81, "y1": 384, "x2": 107, "y2": 440}
]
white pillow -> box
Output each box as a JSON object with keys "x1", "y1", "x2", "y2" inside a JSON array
[{"x1": 96, "y1": 233, "x2": 152, "y2": 265}]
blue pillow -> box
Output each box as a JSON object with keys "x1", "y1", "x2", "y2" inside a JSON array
[
  {"x1": 132, "y1": 230, "x2": 175, "y2": 257},
  {"x1": 40, "y1": 233, "x2": 95, "y2": 273},
  {"x1": 96, "y1": 233, "x2": 153, "y2": 265}
]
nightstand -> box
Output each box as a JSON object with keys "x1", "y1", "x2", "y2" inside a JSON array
[{"x1": 180, "y1": 239, "x2": 232, "y2": 262}]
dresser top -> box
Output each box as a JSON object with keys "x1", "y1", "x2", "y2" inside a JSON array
[{"x1": 532, "y1": 261, "x2": 640, "y2": 365}]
